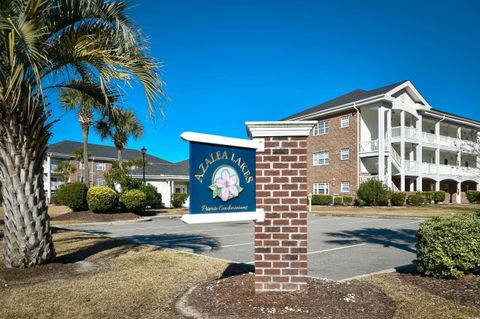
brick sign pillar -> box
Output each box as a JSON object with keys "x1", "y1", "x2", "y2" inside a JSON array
[{"x1": 246, "y1": 121, "x2": 316, "y2": 293}]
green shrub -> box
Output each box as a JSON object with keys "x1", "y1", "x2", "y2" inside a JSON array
[
  {"x1": 416, "y1": 213, "x2": 480, "y2": 278},
  {"x1": 334, "y1": 196, "x2": 343, "y2": 205},
  {"x1": 138, "y1": 183, "x2": 162, "y2": 207},
  {"x1": 120, "y1": 189, "x2": 147, "y2": 213},
  {"x1": 417, "y1": 191, "x2": 433, "y2": 204},
  {"x1": 343, "y1": 196, "x2": 353, "y2": 206},
  {"x1": 311, "y1": 194, "x2": 333, "y2": 205},
  {"x1": 55, "y1": 182, "x2": 88, "y2": 211},
  {"x1": 407, "y1": 194, "x2": 424, "y2": 206},
  {"x1": 432, "y1": 191, "x2": 446, "y2": 204},
  {"x1": 354, "y1": 198, "x2": 367, "y2": 206},
  {"x1": 87, "y1": 186, "x2": 118, "y2": 213},
  {"x1": 390, "y1": 192, "x2": 406, "y2": 206},
  {"x1": 466, "y1": 190, "x2": 480, "y2": 203},
  {"x1": 357, "y1": 179, "x2": 388, "y2": 206},
  {"x1": 171, "y1": 193, "x2": 188, "y2": 208}
]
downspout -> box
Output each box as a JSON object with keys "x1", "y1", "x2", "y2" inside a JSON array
[{"x1": 353, "y1": 103, "x2": 360, "y2": 191}]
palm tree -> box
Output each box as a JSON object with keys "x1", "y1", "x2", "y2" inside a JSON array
[
  {"x1": 0, "y1": 0, "x2": 164, "y2": 268},
  {"x1": 96, "y1": 109, "x2": 144, "y2": 167},
  {"x1": 60, "y1": 88, "x2": 104, "y2": 186},
  {"x1": 55, "y1": 161, "x2": 77, "y2": 183}
]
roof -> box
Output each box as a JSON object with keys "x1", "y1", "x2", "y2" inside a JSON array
[
  {"x1": 131, "y1": 159, "x2": 189, "y2": 177},
  {"x1": 48, "y1": 140, "x2": 171, "y2": 164},
  {"x1": 428, "y1": 108, "x2": 480, "y2": 126},
  {"x1": 283, "y1": 80, "x2": 409, "y2": 120}
]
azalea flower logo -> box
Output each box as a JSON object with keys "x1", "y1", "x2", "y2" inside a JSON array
[{"x1": 209, "y1": 166, "x2": 243, "y2": 202}]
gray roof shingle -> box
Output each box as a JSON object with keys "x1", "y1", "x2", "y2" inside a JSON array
[
  {"x1": 131, "y1": 159, "x2": 189, "y2": 177},
  {"x1": 48, "y1": 140, "x2": 171, "y2": 164},
  {"x1": 283, "y1": 80, "x2": 408, "y2": 120}
]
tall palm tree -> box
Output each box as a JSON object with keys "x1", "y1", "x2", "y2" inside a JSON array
[
  {"x1": 60, "y1": 88, "x2": 104, "y2": 186},
  {"x1": 0, "y1": 0, "x2": 165, "y2": 268},
  {"x1": 96, "y1": 108, "x2": 143, "y2": 167}
]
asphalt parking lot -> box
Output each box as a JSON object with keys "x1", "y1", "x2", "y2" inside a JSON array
[{"x1": 62, "y1": 215, "x2": 422, "y2": 281}]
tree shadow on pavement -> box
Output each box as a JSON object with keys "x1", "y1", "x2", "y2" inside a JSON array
[{"x1": 325, "y1": 228, "x2": 417, "y2": 254}]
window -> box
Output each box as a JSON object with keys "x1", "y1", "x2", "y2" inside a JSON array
[
  {"x1": 78, "y1": 161, "x2": 84, "y2": 169},
  {"x1": 444, "y1": 159, "x2": 448, "y2": 165},
  {"x1": 313, "y1": 183, "x2": 329, "y2": 195},
  {"x1": 95, "y1": 162, "x2": 106, "y2": 171},
  {"x1": 313, "y1": 121, "x2": 329, "y2": 135},
  {"x1": 341, "y1": 148, "x2": 350, "y2": 160},
  {"x1": 465, "y1": 161, "x2": 469, "y2": 167},
  {"x1": 341, "y1": 116, "x2": 349, "y2": 128},
  {"x1": 313, "y1": 151, "x2": 329, "y2": 165},
  {"x1": 95, "y1": 178, "x2": 105, "y2": 186},
  {"x1": 341, "y1": 181, "x2": 350, "y2": 193}
]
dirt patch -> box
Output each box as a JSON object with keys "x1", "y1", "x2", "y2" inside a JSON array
[
  {"x1": 183, "y1": 273, "x2": 396, "y2": 319},
  {"x1": 398, "y1": 273, "x2": 480, "y2": 308},
  {"x1": 51, "y1": 210, "x2": 142, "y2": 224}
]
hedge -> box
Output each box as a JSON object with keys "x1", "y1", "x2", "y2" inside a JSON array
[
  {"x1": 416, "y1": 213, "x2": 480, "y2": 278},
  {"x1": 357, "y1": 179, "x2": 388, "y2": 206},
  {"x1": 407, "y1": 194, "x2": 424, "y2": 206},
  {"x1": 311, "y1": 194, "x2": 333, "y2": 205},
  {"x1": 334, "y1": 196, "x2": 343, "y2": 205},
  {"x1": 87, "y1": 186, "x2": 118, "y2": 213},
  {"x1": 343, "y1": 196, "x2": 353, "y2": 206},
  {"x1": 390, "y1": 192, "x2": 406, "y2": 206},
  {"x1": 120, "y1": 189, "x2": 147, "y2": 213},
  {"x1": 466, "y1": 190, "x2": 480, "y2": 203},
  {"x1": 432, "y1": 191, "x2": 446, "y2": 203},
  {"x1": 55, "y1": 182, "x2": 88, "y2": 211},
  {"x1": 171, "y1": 193, "x2": 188, "y2": 208},
  {"x1": 138, "y1": 183, "x2": 162, "y2": 208}
]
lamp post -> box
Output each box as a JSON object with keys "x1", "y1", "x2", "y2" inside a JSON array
[{"x1": 141, "y1": 147, "x2": 147, "y2": 184}]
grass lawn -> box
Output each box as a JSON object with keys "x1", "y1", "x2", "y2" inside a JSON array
[
  {"x1": 312, "y1": 204, "x2": 480, "y2": 218},
  {"x1": 0, "y1": 230, "x2": 478, "y2": 318}
]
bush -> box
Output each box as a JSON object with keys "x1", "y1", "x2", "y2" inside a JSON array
[
  {"x1": 334, "y1": 196, "x2": 343, "y2": 205},
  {"x1": 171, "y1": 193, "x2": 188, "y2": 208},
  {"x1": 138, "y1": 183, "x2": 162, "y2": 208},
  {"x1": 416, "y1": 213, "x2": 480, "y2": 278},
  {"x1": 407, "y1": 194, "x2": 424, "y2": 206},
  {"x1": 354, "y1": 198, "x2": 367, "y2": 206},
  {"x1": 417, "y1": 191, "x2": 433, "y2": 204},
  {"x1": 311, "y1": 194, "x2": 333, "y2": 205},
  {"x1": 120, "y1": 189, "x2": 147, "y2": 213},
  {"x1": 343, "y1": 196, "x2": 353, "y2": 206},
  {"x1": 466, "y1": 190, "x2": 480, "y2": 203},
  {"x1": 87, "y1": 186, "x2": 118, "y2": 213},
  {"x1": 357, "y1": 179, "x2": 388, "y2": 206},
  {"x1": 104, "y1": 167, "x2": 142, "y2": 192},
  {"x1": 390, "y1": 192, "x2": 406, "y2": 206},
  {"x1": 55, "y1": 182, "x2": 88, "y2": 211},
  {"x1": 432, "y1": 191, "x2": 446, "y2": 204}
]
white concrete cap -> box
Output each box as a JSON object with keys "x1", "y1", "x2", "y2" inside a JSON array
[{"x1": 245, "y1": 121, "x2": 317, "y2": 138}]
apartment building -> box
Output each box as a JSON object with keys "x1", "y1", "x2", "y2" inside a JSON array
[
  {"x1": 45, "y1": 141, "x2": 189, "y2": 207},
  {"x1": 284, "y1": 80, "x2": 480, "y2": 203}
]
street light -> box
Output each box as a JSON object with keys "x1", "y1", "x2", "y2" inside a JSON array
[{"x1": 141, "y1": 147, "x2": 147, "y2": 184}]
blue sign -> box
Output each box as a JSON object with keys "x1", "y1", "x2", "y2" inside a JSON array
[{"x1": 189, "y1": 142, "x2": 256, "y2": 214}]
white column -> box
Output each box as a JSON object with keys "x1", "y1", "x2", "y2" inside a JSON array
[
  {"x1": 435, "y1": 120, "x2": 441, "y2": 182},
  {"x1": 409, "y1": 179, "x2": 415, "y2": 191},
  {"x1": 378, "y1": 107, "x2": 385, "y2": 183},
  {"x1": 477, "y1": 182, "x2": 480, "y2": 191},
  {"x1": 46, "y1": 154, "x2": 51, "y2": 200},
  {"x1": 386, "y1": 109, "x2": 392, "y2": 188},
  {"x1": 456, "y1": 181, "x2": 462, "y2": 204},
  {"x1": 435, "y1": 180, "x2": 440, "y2": 191},
  {"x1": 417, "y1": 115, "x2": 423, "y2": 191},
  {"x1": 400, "y1": 110, "x2": 406, "y2": 191}
]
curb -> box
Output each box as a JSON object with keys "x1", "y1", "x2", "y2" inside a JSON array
[
  {"x1": 52, "y1": 214, "x2": 184, "y2": 228},
  {"x1": 175, "y1": 283, "x2": 208, "y2": 319},
  {"x1": 309, "y1": 213, "x2": 426, "y2": 220}
]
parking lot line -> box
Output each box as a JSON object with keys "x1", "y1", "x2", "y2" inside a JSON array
[
  {"x1": 306, "y1": 243, "x2": 366, "y2": 255},
  {"x1": 221, "y1": 242, "x2": 254, "y2": 248}
]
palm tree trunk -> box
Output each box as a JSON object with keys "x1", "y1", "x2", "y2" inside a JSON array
[
  {"x1": 81, "y1": 123, "x2": 90, "y2": 186},
  {"x1": 117, "y1": 147, "x2": 123, "y2": 168},
  {"x1": 0, "y1": 109, "x2": 55, "y2": 268}
]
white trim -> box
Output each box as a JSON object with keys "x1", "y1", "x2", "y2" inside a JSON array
[
  {"x1": 181, "y1": 131, "x2": 262, "y2": 150},
  {"x1": 246, "y1": 121, "x2": 316, "y2": 137},
  {"x1": 180, "y1": 209, "x2": 265, "y2": 224},
  {"x1": 384, "y1": 80, "x2": 431, "y2": 109}
]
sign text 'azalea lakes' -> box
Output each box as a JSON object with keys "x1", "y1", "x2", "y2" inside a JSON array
[{"x1": 194, "y1": 150, "x2": 254, "y2": 184}]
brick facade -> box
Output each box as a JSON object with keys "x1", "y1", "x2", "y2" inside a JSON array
[
  {"x1": 53, "y1": 158, "x2": 112, "y2": 186},
  {"x1": 307, "y1": 110, "x2": 358, "y2": 196},
  {"x1": 255, "y1": 136, "x2": 308, "y2": 292}
]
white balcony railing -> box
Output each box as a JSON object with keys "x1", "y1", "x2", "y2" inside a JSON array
[
  {"x1": 416, "y1": 162, "x2": 480, "y2": 179},
  {"x1": 360, "y1": 140, "x2": 379, "y2": 153},
  {"x1": 360, "y1": 175, "x2": 379, "y2": 184}
]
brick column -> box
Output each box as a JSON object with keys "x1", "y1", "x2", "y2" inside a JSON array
[{"x1": 246, "y1": 121, "x2": 316, "y2": 293}]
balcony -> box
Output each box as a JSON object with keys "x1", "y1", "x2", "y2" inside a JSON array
[{"x1": 402, "y1": 160, "x2": 480, "y2": 179}]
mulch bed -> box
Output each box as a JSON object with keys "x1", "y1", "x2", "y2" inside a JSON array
[
  {"x1": 398, "y1": 272, "x2": 480, "y2": 308},
  {"x1": 183, "y1": 274, "x2": 396, "y2": 319},
  {"x1": 51, "y1": 210, "x2": 143, "y2": 223}
]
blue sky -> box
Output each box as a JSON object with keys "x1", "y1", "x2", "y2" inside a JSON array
[{"x1": 49, "y1": 0, "x2": 480, "y2": 162}]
